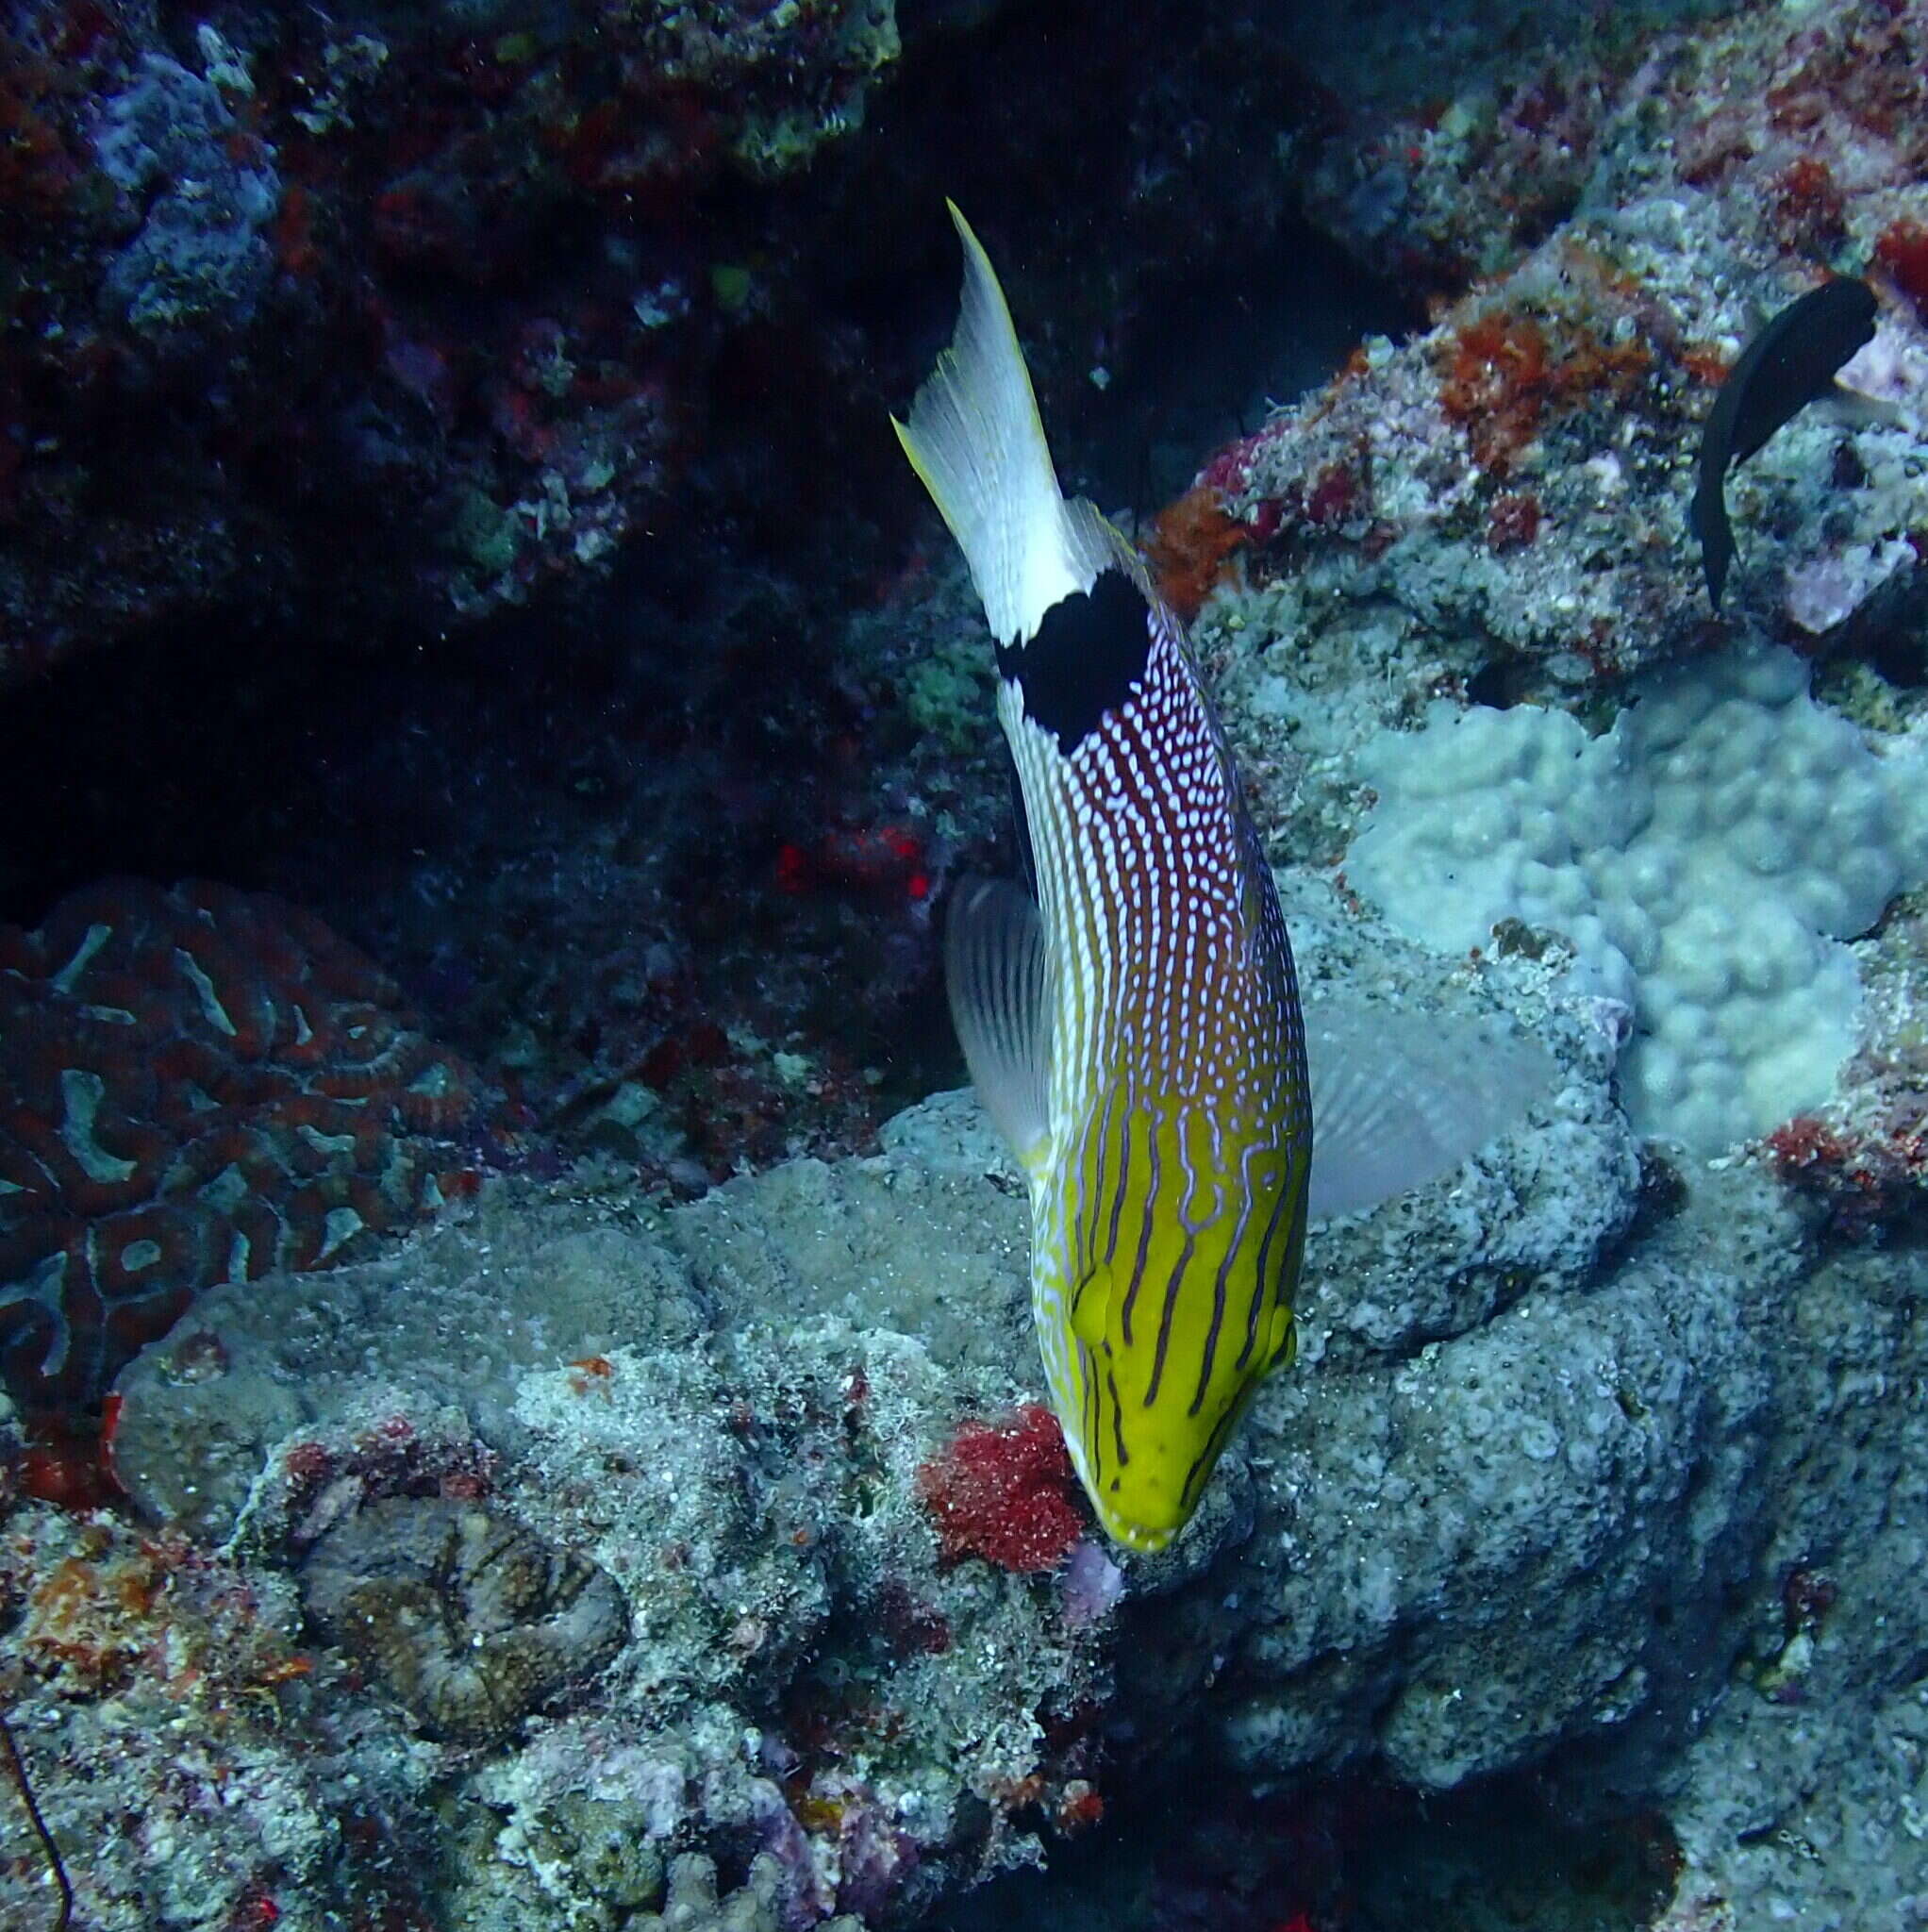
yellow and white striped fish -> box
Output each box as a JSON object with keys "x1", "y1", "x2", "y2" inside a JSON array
[{"x1": 894, "y1": 206, "x2": 1314, "y2": 1551}]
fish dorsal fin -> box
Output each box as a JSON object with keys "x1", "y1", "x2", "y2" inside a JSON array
[
  {"x1": 1305, "y1": 994, "x2": 1557, "y2": 1222},
  {"x1": 946, "y1": 874, "x2": 1054, "y2": 1175}
]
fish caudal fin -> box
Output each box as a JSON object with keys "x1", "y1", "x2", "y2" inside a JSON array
[
  {"x1": 1305, "y1": 996, "x2": 1556, "y2": 1221},
  {"x1": 1689, "y1": 475, "x2": 1735, "y2": 611},
  {"x1": 893, "y1": 203, "x2": 1101, "y2": 644},
  {"x1": 945, "y1": 874, "x2": 1054, "y2": 1175}
]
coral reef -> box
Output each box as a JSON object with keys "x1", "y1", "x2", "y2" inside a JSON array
[
  {"x1": 1558, "y1": 1234, "x2": 1928, "y2": 1929},
  {"x1": 1212, "y1": 1164, "x2": 1780, "y2": 1791},
  {"x1": 1755, "y1": 874, "x2": 1928, "y2": 1239},
  {"x1": 91, "y1": 1002, "x2": 1634, "y2": 1927},
  {"x1": 108, "y1": 1180, "x2": 706, "y2": 1543},
  {"x1": 0, "y1": 878, "x2": 490, "y2": 1414},
  {"x1": 105, "y1": 1124, "x2": 1126, "y2": 1927},
  {"x1": 0, "y1": 0, "x2": 880, "y2": 673},
  {"x1": 7, "y1": 3, "x2": 1928, "y2": 1928},
  {"x1": 0, "y1": 1498, "x2": 440, "y2": 1930},
  {"x1": 0, "y1": 0, "x2": 1382, "y2": 687},
  {"x1": 1346, "y1": 641, "x2": 1928, "y2": 1152},
  {"x1": 19, "y1": 1001, "x2": 1922, "y2": 1927},
  {"x1": 0, "y1": 0, "x2": 1557, "y2": 1246},
  {"x1": 300, "y1": 1496, "x2": 626, "y2": 1744},
  {"x1": 91, "y1": 53, "x2": 279, "y2": 343},
  {"x1": 633, "y1": 1852, "x2": 862, "y2": 1932},
  {"x1": 1196, "y1": 1, "x2": 1928, "y2": 700},
  {"x1": 1290, "y1": 5, "x2": 1706, "y2": 290}
]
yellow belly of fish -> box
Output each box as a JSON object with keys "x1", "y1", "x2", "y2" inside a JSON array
[{"x1": 1038, "y1": 1105, "x2": 1303, "y2": 1550}]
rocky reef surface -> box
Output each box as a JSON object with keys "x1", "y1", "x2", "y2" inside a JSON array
[
  {"x1": 0, "y1": 982, "x2": 1918, "y2": 1926},
  {"x1": 1194, "y1": 0, "x2": 1928, "y2": 692},
  {"x1": 3, "y1": 1, "x2": 1927, "y2": 1929}
]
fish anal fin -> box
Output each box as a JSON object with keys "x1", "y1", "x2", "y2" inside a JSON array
[{"x1": 945, "y1": 874, "x2": 1053, "y2": 1173}]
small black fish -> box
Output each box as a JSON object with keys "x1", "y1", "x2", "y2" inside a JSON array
[{"x1": 1690, "y1": 276, "x2": 1878, "y2": 610}]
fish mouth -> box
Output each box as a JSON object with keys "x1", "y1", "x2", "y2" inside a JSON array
[{"x1": 1094, "y1": 1505, "x2": 1179, "y2": 1555}]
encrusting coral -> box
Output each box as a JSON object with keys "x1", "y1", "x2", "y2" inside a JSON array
[
  {"x1": 1346, "y1": 643, "x2": 1928, "y2": 1153},
  {"x1": 633, "y1": 1852, "x2": 866, "y2": 1932}
]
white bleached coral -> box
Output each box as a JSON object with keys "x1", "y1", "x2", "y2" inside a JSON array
[{"x1": 1346, "y1": 642, "x2": 1928, "y2": 1153}]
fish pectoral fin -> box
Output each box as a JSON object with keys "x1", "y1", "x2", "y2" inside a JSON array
[
  {"x1": 1303, "y1": 994, "x2": 1558, "y2": 1222},
  {"x1": 945, "y1": 874, "x2": 1054, "y2": 1173}
]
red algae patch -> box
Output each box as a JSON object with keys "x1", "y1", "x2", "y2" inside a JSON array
[{"x1": 915, "y1": 1404, "x2": 1084, "y2": 1573}]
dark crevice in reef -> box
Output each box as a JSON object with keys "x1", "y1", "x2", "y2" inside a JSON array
[
  {"x1": 1, "y1": 0, "x2": 1415, "y2": 1176},
  {"x1": 929, "y1": 1765, "x2": 1682, "y2": 1932}
]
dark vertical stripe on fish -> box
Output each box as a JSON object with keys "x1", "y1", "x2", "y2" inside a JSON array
[
  {"x1": 1237, "y1": 1171, "x2": 1296, "y2": 1372},
  {"x1": 1104, "y1": 1095, "x2": 1132, "y2": 1265},
  {"x1": 1192, "y1": 1158, "x2": 1262, "y2": 1415},
  {"x1": 1144, "y1": 1230, "x2": 1196, "y2": 1408},
  {"x1": 1181, "y1": 1394, "x2": 1245, "y2": 1510},
  {"x1": 1080, "y1": 1340, "x2": 1103, "y2": 1490},
  {"x1": 1120, "y1": 1124, "x2": 1161, "y2": 1347}
]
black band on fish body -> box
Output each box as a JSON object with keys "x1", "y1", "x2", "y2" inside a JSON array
[{"x1": 996, "y1": 568, "x2": 1155, "y2": 754}]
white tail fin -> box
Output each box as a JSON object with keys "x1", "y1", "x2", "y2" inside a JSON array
[{"x1": 892, "y1": 203, "x2": 1094, "y2": 645}]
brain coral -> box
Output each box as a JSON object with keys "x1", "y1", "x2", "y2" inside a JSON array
[
  {"x1": 300, "y1": 1496, "x2": 626, "y2": 1744},
  {"x1": 0, "y1": 878, "x2": 486, "y2": 1411}
]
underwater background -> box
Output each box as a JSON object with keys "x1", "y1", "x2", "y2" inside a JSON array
[{"x1": 2, "y1": 0, "x2": 1926, "y2": 1925}]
